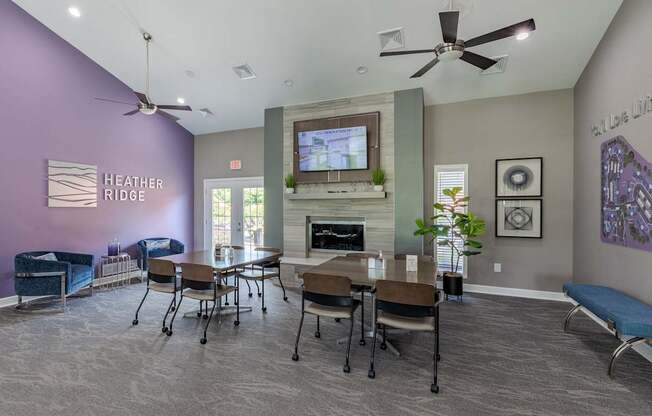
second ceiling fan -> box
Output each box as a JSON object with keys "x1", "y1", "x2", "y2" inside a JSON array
[{"x1": 380, "y1": 10, "x2": 536, "y2": 78}]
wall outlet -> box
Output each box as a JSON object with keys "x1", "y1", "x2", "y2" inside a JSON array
[{"x1": 493, "y1": 263, "x2": 502, "y2": 273}]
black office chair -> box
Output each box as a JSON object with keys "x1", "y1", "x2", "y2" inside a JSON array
[{"x1": 292, "y1": 273, "x2": 359, "y2": 373}]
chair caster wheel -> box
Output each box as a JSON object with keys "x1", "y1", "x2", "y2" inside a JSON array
[
  {"x1": 283, "y1": 297, "x2": 288, "y2": 301},
  {"x1": 196, "y1": 312, "x2": 202, "y2": 317},
  {"x1": 437, "y1": 354, "x2": 441, "y2": 362},
  {"x1": 248, "y1": 293, "x2": 253, "y2": 298},
  {"x1": 162, "y1": 327, "x2": 168, "y2": 333},
  {"x1": 257, "y1": 293, "x2": 262, "y2": 298},
  {"x1": 166, "y1": 330, "x2": 173, "y2": 336},
  {"x1": 234, "y1": 320, "x2": 240, "y2": 326},
  {"x1": 262, "y1": 307, "x2": 267, "y2": 313},
  {"x1": 343, "y1": 364, "x2": 350, "y2": 373},
  {"x1": 291, "y1": 353, "x2": 299, "y2": 361},
  {"x1": 132, "y1": 319, "x2": 138, "y2": 325},
  {"x1": 203, "y1": 315, "x2": 208, "y2": 319},
  {"x1": 314, "y1": 331, "x2": 321, "y2": 338},
  {"x1": 234, "y1": 302, "x2": 238, "y2": 306},
  {"x1": 431, "y1": 384, "x2": 439, "y2": 394},
  {"x1": 200, "y1": 338, "x2": 207, "y2": 345},
  {"x1": 335, "y1": 318, "x2": 341, "y2": 323},
  {"x1": 368, "y1": 369, "x2": 375, "y2": 379},
  {"x1": 359, "y1": 339, "x2": 366, "y2": 346},
  {"x1": 171, "y1": 306, "x2": 175, "y2": 312},
  {"x1": 380, "y1": 343, "x2": 387, "y2": 350}
]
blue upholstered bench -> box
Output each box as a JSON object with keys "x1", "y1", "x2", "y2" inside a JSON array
[{"x1": 563, "y1": 282, "x2": 652, "y2": 377}]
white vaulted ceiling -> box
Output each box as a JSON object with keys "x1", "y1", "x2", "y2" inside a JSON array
[{"x1": 13, "y1": 0, "x2": 621, "y2": 134}]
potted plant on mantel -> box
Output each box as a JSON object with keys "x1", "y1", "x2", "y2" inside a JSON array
[
  {"x1": 285, "y1": 173, "x2": 296, "y2": 194},
  {"x1": 371, "y1": 168, "x2": 386, "y2": 192},
  {"x1": 414, "y1": 187, "x2": 486, "y2": 300}
]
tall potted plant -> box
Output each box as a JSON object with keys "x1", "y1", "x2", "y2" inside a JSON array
[{"x1": 414, "y1": 187, "x2": 485, "y2": 299}]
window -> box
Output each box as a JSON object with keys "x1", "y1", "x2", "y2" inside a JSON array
[
  {"x1": 434, "y1": 164, "x2": 468, "y2": 277},
  {"x1": 243, "y1": 187, "x2": 264, "y2": 248}
]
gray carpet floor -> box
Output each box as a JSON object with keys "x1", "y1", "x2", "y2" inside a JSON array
[{"x1": 0, "y1": 283, "x2": 650, "y2": 416}]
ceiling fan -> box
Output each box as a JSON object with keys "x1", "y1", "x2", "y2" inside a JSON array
[
  {"x1": 95, "y1": 32, "x2": 191, "y2": 122},
  {"x1": 380, "y1": 6, "x2": 536, "y2": 78}
]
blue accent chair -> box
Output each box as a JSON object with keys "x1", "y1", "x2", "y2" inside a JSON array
[
  {"x1": 15, "y1": 251, "x2": 94, "y2": 308},
  {"x1": 137, "y1": 238, "x2": 184, "y2": 270}
]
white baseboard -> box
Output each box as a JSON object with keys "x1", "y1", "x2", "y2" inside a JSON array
[
  {"x1": 459, "y1": 283, "x2": 568, "y2": 302},
  {"x1": 0, "y1": 295, "x2": 50, "y2": 309}
]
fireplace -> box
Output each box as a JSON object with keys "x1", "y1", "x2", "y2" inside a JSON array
[{"x1": 308, "y1": 218, "x2": 365, "y2": 252}]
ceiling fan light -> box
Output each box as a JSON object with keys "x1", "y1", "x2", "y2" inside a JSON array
[
  {"x1": 516, "y1": 31, "x2": 530, "y2": 41},
  {"x1": 68, "y1": 6, "x2": 81, "y2": 18},
  {"x1": 176, "y1": 97, "x2": 186, "y2": 104}
]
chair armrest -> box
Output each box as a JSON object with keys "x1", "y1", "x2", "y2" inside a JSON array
[
  {"x1": 170, "y1": 239, "x2": 185, "y2": 254},
  {"x1": 15, "y1": 271, "x2": 67, "y2": 278},
  {"x1": 54, "y1": 252, "x2": 94, "y2": 266}
]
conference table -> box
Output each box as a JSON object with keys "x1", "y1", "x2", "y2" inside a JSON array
[
  {"x1": 159, "y1": 249, "x2": 282, "y2": 320},
  {"x1": 301, "y1": 256, "x2": 439, "y2": 356}
]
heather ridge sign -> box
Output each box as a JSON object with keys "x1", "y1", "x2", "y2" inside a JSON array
[{"x1": 103, "y1": 173, "x2": 163, "y2": 202}]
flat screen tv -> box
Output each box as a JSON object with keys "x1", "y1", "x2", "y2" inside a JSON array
[{"x1": 298, "y1": 126, "x2": 368, "y2": 172}]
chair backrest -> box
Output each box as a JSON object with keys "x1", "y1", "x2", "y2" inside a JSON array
[
  {"x1": 375, "y1": 280, "x2": 437, "y2": 317},
  {"x1": 346, "y1": 252, "x2": 378, "y2": 259},
  {"x1": 394, "y1": 254, "x2": 434, "y2": 263},
  {"x1": 148, "y1": 258, "x2": 176, "y2": 284},
  {"x1": 255, "y1": 246, "x2": 282, "y2": 253},
  {"x1": 302, "y1": 273, "x2": 353, "y2": 307},
  {"x1": 180, "y1": 263, "x2": 215, "y2": 291}
]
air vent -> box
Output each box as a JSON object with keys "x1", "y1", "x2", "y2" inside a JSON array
[
  {"x1": 232, "y1": 64, "x2": 256, "y2": 80},
  {"x1": 480, "y1": 55, "x2": 509, "y2": 75},
  {"x1": 378, "y1": 27, "x2": 404, "y2": 51}
]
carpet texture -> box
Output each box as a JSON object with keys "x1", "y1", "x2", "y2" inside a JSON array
[{"x1": 0, "y1": 283, "x2": 650, "y2": 416}]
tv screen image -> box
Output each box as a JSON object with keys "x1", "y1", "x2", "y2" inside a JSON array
[{"x1": 298, "y1": 126, "x2": 368, "y2": 172}]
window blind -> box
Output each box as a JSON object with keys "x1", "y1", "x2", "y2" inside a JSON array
[{"x1": 434, "y1": 165, "x2": 467, "y2": 275}]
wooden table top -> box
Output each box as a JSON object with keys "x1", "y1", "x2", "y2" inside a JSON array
[
  {"x1": 302, "y1": 256, "x2": 438, "y2": 288},
  {"x1": 158, "y1": 249, "x2": 281, "y2": 271}
]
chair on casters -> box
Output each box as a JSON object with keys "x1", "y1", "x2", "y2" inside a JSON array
[
  {"x1": 368, "y1": 280, "x2": 442, "y2": 393},
  {"x1": 292, "y1": 273, "x2": 359, "y2": 373},
  {"x1": 238, "y1": 247, "x2": 286, "y2": 313},
  {"x1": 132, "y1": 258, "x2": 180, "y2": 334},
  {"x1": 345, "y1": 252, "x2": 379, "y2": 345},
  {"x1": 167, "y1": 263, "x2": 237, "y2": 344}
]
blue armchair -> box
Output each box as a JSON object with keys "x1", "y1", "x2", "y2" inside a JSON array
[
  {"x1": 137, "y1": 238, "x2": 184, "y2": 270},
  {"x1": 15, "y1": 251, "x2": 94, "y2": 307}
]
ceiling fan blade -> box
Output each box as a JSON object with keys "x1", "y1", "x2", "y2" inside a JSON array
[
  {"x1": 439, "y1": 11, "x2": 459, "y2": 43},
  {"x1": 133, "y1": 91, "x2": 150, "y2": 105},
  {"x1": 410, "y1": 58, "x2": 440, "y2": 78},
  {"x1": 380, "y1": 49, "x2": 435, "y2": 57},
  {"x1": 94, "y1": 97, "x2": 136, "y2": 106},
  {"x1": 464, "y1": 18, "x2": 536, "y2": 48},
  {"x1": 157, "y1": 110, "x2": 180, "y2": 122},
  {"x1": 460, "y1": 51, "x2": 497, "y2": 70},
  {"x1": 157, "y1": 104, "x2": 192, "y2": 111},
  {"x1": 123, "y1": 109, "x2": 139, "y2": 116}
]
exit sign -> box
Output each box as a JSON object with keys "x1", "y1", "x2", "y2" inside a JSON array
[{"x1": 230, "y1": 160, "x2": 242, "y2": 170}]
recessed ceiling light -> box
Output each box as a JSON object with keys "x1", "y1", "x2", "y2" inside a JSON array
[
  {"x1": 356, "y1": 66, "x2": 368, "y2": 75},
  {"x1": 68, "y1": 6, "x2": 81, "y2": 18},
  {"x1": 176, "y1": 97, "x2": 186, "y2": 104},
  {"x1": 284, "y1": 79, "x2": 294, "y2": 87},
  {"x1": 516, "y1": 32, "x2": 530, "y2": 41}
]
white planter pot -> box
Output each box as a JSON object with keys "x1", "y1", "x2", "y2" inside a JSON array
[
  {"x1": 373, "y1": 185, "x2": 384, "y2": 192},
  {"x1": 285, "y1": 188, "x2": 295, "y2": 194}
]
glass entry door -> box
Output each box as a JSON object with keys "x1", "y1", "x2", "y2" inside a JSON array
[{"x1": 204, "y1": 177, "x2": 264, "y2": 250}]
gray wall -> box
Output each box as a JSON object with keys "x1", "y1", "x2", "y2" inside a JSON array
[
  {"x1": 193, "y1": 127, "x2": 264, "y2": 249},
  {"x1": 425, "y1": 89, "x2": 574, "y2": 292},
  {"x1": 573, "y1": 0, "x2": 652, "y2": 303},
  {"x1": 394, "y1": 88, "x2": 424, "y2": 255},
  {"x1": 264, "y1": 108, "x2": 284, "y2": 249}
]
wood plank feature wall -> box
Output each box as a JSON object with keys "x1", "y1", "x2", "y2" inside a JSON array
[{"x1": 283, "y1": 93, "x2": 395, "y2": 257}]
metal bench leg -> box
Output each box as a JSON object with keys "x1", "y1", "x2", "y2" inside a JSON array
[
  {"x1": 608, "y1": 337, "x2": 646, "y2": 378},
  {"x1": 563, "y1": 304, "x2": 582, "y2": 332}
]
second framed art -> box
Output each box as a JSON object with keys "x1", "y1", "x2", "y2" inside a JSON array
[
  {"x1": 495, "y1": 157, "x2": 542, "y2": 197},
  {"x1": 496, "y1": 199, "x2": 542, "y2": 238}
]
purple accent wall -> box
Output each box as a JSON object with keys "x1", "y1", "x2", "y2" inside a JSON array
[{"x1": 0, "y1": 2, "x2": 194, "y2": 297}]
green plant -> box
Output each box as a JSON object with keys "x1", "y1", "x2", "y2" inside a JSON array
[
  {"x1": 284, "y1": 173, "x2": 296, "y2": 189},
  {"x1": 414, "y1": 187, "x2": 486, "y2": 274},
  {"x1": 371, "y1": 168, "x2": 386, "y2": 186}
]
